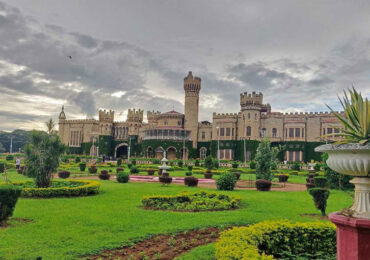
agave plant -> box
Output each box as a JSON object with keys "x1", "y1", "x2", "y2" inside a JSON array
[{"x1": 326, "y1": 88, "x2": 369, "y2": 144}]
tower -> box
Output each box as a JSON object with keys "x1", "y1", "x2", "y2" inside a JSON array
[
  {"x1": 184, "y1": 71, "x2": 201, "y2": 148},
  {"x1": 58, "y1": 106, "x2": 66, "y2": 144},
  {"x1": 239, "y1": 92, "x2": 265, "y2": 140},
  {"x1": 99, "y1": 109, "x2": 114, "y2": 136}
]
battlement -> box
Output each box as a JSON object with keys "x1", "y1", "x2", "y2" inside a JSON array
[
  {"x1": 240, "y1": 91, "x2": 264, "y2": 107},
  {"x1": 266, "y1": 110, "x2": 344, "y2": 119},
  {"x1": 127, "y1": 108, "x2": 144, "y2": 123},
  {"x1": 147, "y1": 110, "x2": 161, "y2": 123},
  {"x1": 64, "y1": 119, "x2": 98, "y2": 124},
  {"x1": 184, "y1": 71, "x2": 201, "y2": 93},
  {"x1": 213, "y1": 112, "x2": 238, "y2": 119},
  {"x1": 99, "y1": 109, "x2": 114, "y2": 122}
]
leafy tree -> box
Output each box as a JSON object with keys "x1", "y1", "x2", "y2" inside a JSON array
[
  {"x1": 204, "y1": 156, "x2": 213, "y2": 170},
  {"x1": 45, "y1": 118, "x2": 56, "y2": 135},
  {"x1": 24, "y1": 131, "x2": 65, "y2": 188},
  {"x1": 255, "y1": 139, "x2": 279, "y2": 181}
]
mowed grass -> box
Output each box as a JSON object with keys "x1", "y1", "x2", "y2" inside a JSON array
[{"x1": 0, "y1": 171, "x2": 352, "y2": 259}]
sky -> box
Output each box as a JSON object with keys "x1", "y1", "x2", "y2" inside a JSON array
[{"x1": 0, "y1": 0, "x2": 370, "y2": 131}]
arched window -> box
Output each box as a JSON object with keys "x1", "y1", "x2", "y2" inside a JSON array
[
  {"x1": 272, "y1": 128, "x2": 277, "y2": 138},
  {"x1": 200, "y1": 147, "x2": 207, "y2": 160},
  {"x1": 260, "y1": 128, "x2": 266, "y2": 137},
  {"x1": 246, "y1": 126, "x2": 251, "y2": 136}
]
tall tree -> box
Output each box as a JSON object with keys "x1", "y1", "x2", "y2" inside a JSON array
[{"x1": 45, "y1": 118, "x2": 56, "y2": 135}]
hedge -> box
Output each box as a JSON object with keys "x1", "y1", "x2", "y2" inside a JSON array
[
  {"x1": 4, "y1": 180, "x2": 101, "y2": 198},
  {"x1": 0, "y1": 185, "x2": 21, "y2": 226},
  {"x1": 142, "y1": 191, "x2": 241, "y2": 212},
  {"x1": 215, "y1": 220, "x2": 336, "y2": 259}
]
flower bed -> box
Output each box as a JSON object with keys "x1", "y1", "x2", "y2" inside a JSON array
[
  {"x1": 215, "y1": 220, "x2": 336, "y2": 259},
  {"x1": 4, "y1": 180, "x2": 101, "y2": 198},
  {"x1": 142, "y1": 191, "x2": 241, "y2": 212}
]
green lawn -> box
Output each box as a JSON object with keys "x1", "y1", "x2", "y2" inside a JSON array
[{"x1": 0, "y1": 170, "x2": 351, "y2": 259}]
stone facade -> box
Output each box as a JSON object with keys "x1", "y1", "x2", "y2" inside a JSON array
[{"x1": 59, "y1": 71, "x2": 343, "y2": 161}]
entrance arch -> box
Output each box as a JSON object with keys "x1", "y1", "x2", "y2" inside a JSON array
[
  {"x1": 115, "y1": 143, "x2": 128, "y2": 159},
  {"x1": 179, "y1": 148, "x2": 188, "y2": 160},
  {"x1": 155, "y1": 147, "x2": 164, "y2": 159},
  {"x1": 167, "y1": 147, "x2": 177, "y2": 160},
  {"x1": 146, "y1": 146, "x2": 153, "y2": 158}
]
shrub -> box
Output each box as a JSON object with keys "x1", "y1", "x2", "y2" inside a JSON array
[
  {"x1": 185, "y1": 171, "x2": 192, "y2": 176},
  {"x1": 75, "y1": 157, "x2": 81, "y2": 163},
  {"x1": 217, "y1": 172, "x2": 237, "y2": 191},
  {"x1": 130, "y1": 166, "x2": 139, "y2": 174},
  {"x1": 215, "y1": 220, "x2": 336, "y2": 260},
  {"x1": 177, "y1": 160, "x2": 183, "y2": 168},
  {"x1": 58, "y1": 170, "x2": 70, "y2": 179},
  {"x1": 290, "y1": 162, "x2": 301, "y2": 171},
  {"x1": 204, "y1": 156, "x2": 213, "y2": 170},
  {"x1": 314, "y1": 163, "x2": 321, "y2": 171},
  {"x1": 79, "y1": 163, "x2": 86, "y2": 172},
  {"x1": 117, "y1": 158, "x2": 122, "y2": 166},
  {"x1": 131, "y1": 159, "x2": 136, "y2": 166},
  {"x1": 6, "y1": 180, "x2": 100, "y2": 198},
  {"x1": 256, "y1": 179, "x2": 272, "y2": 191},
  {"x1": 117, "y1": 172, "x2": 129, "y2": 183},
  {"x1": 158, "y1": 176, "x2": 172, "y2": 184},
  {"x1": 116, "y1": 167, "x2": 124, "y2": 173},
  {"x1": 99, "y1": 170, "x2": 110, "y2": 180},
  {"x1": 290, "y1": 171, "x2": 298, "y2": 176},
  {"x1": 187, "y1": 165, "x2": 193, "y2": 171},
  {"x1": 127, "y1": 163, "x2": 132, "y2": 169},
  {"x1": 231, "y1": 162, "x2": 238, "y2": 169},
  {"x1": 249, "y1": 161, "x2": 256, "y2": 169},
  {"x1": 5, "y1": 155, "x2": 14, "y2": 161},
  {"x1": 184, "y1": 176, "x2": 198, "y2": 187},
  {"x1": 147, "y1": 169, "x2": 155, "y2": 175},
  {"x1": 0, "y1": 185, "x2": 21, "y2": 226},
  {"x1": 322, "y1": 153, "x2": 353, "y2": 190},
  {"x1": 88, "y1": 166, "x2": 97, "y2": 174},
  {"x1": 314, "y1": 176, "x2": 327, "y2": 188},
  {"x1": 276, "y1": 174, "x2": 289, "y2": 182},
  {"x1": 142, "y1": 191, "x2": 241, "y2": 211},
  {"x1": 309, "y1": 188, "x2": 330, "y2": 216},
  {"x1": 204, "y1": 171, "x2": 213, "y2": 179},
  {"x1": 194, "y1": 160, "x2": 200, "y2": 167},
  {"x1": 213, "y1": 160, "x2": 219, "y2": 169},
  {"x1": 0, "y1": 162, "x2": 4, "y2": 173},
  {"x1": 24, "y1": 131, "x2": 65, "y2": 188},
  {"x1": 255, "y1": 139, "x2": 279, "y2": 181},
  {"x1": 153, "y1": 159, "x2": 160, "y2": 164},
  {"x1": 232, "y1": 172, "x2": 241, "y2": 180}
]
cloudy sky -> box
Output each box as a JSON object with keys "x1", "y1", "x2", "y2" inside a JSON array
[{"x1": 0, "y1": 0, "x2": 370, "y2": 131}]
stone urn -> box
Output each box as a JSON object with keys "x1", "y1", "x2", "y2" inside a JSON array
[{"x1": 315, "y1": 143, "x2": 370, "y2": 260}]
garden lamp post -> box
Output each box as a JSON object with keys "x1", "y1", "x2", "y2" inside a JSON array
[
  {"x1": 243, "y1": 114, "x2": 246, "y2": 165},
  {"x1": 182, "y1": 131, "x2": 185, "y2": 164},
  {"x1": 9, "y1": 136, "x2": 14, "y2": 154},
  {"x1": 127, "y1": 136, "x2": 131, "y2": 163}
]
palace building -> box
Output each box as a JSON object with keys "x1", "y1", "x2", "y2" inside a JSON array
[{"x1": 58, "y1": 71, "x2": 343, "y2": 162}]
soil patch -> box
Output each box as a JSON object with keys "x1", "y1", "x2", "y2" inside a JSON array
[
  {"x1": 300, "y1": 213, "x2": 328, "y2": 220},
  {"x1": 0, "y1": 218, "x2": 34, "y2": 229},
  {"x1": 86, "y1": 227, "x2": 221, "y2": 260}
]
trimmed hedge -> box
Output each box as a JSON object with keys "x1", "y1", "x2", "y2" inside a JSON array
[
  {"x1": 216, "y1": 220, "x2": 336, "y2": 259},
  {"x1": 142, "y1": 191, "x2": 241, "y2": 212},
  {"x1": 79, "y1": 163, "x2": 86, "y2": 172},
  {"x1": 217, "y1": 172, "x2": 237, "y2": 191},
  {"x1": 314, "y1": 176, "x2": 327, "y2": 188},
  {"x1": 4, "y1": 180, "x2": 101, "y2": 198},
  {"x1": 117, "y1": 172, "x2": 129, "y2": 183},
  {"x1": 309, "y1": 188, "x2": 330, "y2": 216},
  {"x1": 58, "y1": 170, "x2": 70, "y2": 179},
  {"x1": 184, "y1": 176, "x2": 198, "y2": 187},
  {"x1": 0, "y1": 185, "x2": 21, "y2": 226},
  {"x1": 99, "y1": 170, "x2": 110, "y2": 180}
]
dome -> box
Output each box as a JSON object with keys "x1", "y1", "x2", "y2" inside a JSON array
[{"x1": 59, "y1": 106, "x2": 66, "y2": 120}]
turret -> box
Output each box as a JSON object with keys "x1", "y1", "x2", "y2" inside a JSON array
[
  {"x1": 127, "y1": 109, "x2": 144, "y2": 123},
  {"x1": 59, "y1": 106, "x2": 66, "y2": 121},
  {"x1": 184, "y1": 71, "x2": 201, "y2": 148},
  {"x1": 99, "y1": 109, "x2": 114, "y2": 122}
]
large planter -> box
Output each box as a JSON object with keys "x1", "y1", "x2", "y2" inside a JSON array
[{"x1": 315, "y1": 143, "x2": 370, "y2": 219}]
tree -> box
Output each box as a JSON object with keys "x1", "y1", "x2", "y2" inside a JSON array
[
  {"x1": 45, "y1": 118, "x2": 56, "y2": 135},
  {"x1": 204, "y1": 156, "x2": 213, "y2": 170},
  {"x1": 255, "y1": 139, "x2": 279, "y2": 181},
  {"x1": 24, "y1": 131, "x2": 65, "y2": 188},
  {"x1": 0, "y1": 142, "x2": 5, "y2": 153}
]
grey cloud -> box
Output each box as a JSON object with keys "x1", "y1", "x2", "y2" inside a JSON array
[{"x1": 69, "y1": 91, "x2": 96, "y2": 117}]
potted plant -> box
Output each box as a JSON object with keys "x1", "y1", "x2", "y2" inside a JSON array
[
  {"x1": 204, "y1": 156, "x2": 213, "y2": 179},
  {"x1": 315, "y1": 89, "x2": 369, "y2": 259}
]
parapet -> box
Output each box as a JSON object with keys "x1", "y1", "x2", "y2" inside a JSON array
[
  {"x1": 213, "y1": 112, "x2": 238, "y2": 119},
  {"x1": 240, "y1": 91, "x2": 264, "y2": 108},
  {"x1": 127, "y1": 108, "x2": 144, "y2": 123},
  {"x1": 99, "y1": 109, "x2": 114, "y2": 122},
  {"x1": 184, "y1": 71, "x2": 201, "y2": 93}
]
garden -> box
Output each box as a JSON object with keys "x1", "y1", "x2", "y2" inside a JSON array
[{"x1": 0, "y1": 89, "x2": 368, "y2": 259}]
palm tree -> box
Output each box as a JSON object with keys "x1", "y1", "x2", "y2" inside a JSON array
[{"x1": 45, "y1": 118, "x2": 56, "y2": 135}]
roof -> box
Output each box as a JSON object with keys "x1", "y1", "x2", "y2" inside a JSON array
[{"x1": 164, "y1": 110, "x2": 183, "y2": 115}]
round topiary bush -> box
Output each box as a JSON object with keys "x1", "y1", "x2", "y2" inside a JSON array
[
  {"x1": 79, "y1": 162, "x2": 86, "y2": 172},
  {"x1": 4, "y1": 180, "x2": 101, "y2": 198},
  {"x1": 117, "y1": 158, "x2": 122, "y2": 166},
  {"x1": 142, "y1": 191, "x2": 241, "y2": 212},
  {"x1": 116, "y1": 172, "x2": 129, "y2": 183},
  {"x1": 194, "y1": 160, "x2": 200, "y2": 167},
  {"x1": 256, "y1": 179, "x2": 272, "y2": 191},
  {"x1": 217, "y1": 172, "x2": 237, "y2": 191},
  {"x1": 232, "y1": 162, "x2": 239, "y2": 169},
  {"x1": 88, "y1": 166, "x2": 97, "y2": 174},
  {"x1": 58, "y1": 170, "x2": 70, "y2": 179},
  {"x1": 185, "y1": 171, "x2": 192, "y2": 176},
  {"x1": 0, "y1": 185, "x2": 21, "y2": 226},
  {"x1": 159, "y1": 174, "x2": 172, "y2": 184},
  {"x1": 204, "y1": 170, "x2": 213, "y2": 179},
  {"x1": 184, "y1": 176, "x2": 198, "y2": 187},
  {"x1": 130, "y1": 166, "x2": 139, "y2": 174},
  {"x1": 249, "y1": 161, "x2": 256, "y2": 169},
  {"x1": 99, "y1": 170, "x2": 110, "y2": 180},
  {"x1": 147, "y1": 169, "x2": 155, "y2": 175},
  {"x1": 216, "y1": 220, "x2": 336, "y2": 259},
  {"x1": 75, "y1": 157, "x2": 81, "y2": 163},
  {"x1": 277, "y1": 174, "x2": 289, "y2": 183},
  {"x1": 5, "y1": 155, "x2": 14, "y2": 161},
  {"x1": 0, "y1": 162, "x2": 5, "y2": 173}
]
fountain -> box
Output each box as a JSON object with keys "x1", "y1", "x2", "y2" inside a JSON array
[{"x1": 158, "y1": 152, "x2": 172, "y2": 184}]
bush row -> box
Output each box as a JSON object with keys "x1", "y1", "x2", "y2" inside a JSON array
[{"x1": 215, "y1": 220, "x2": 336, "y2": 259}]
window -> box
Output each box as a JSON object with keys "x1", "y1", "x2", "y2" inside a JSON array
[
  {"x1": 272, "y1": 128, "x2": 277, "y2": 138},
  {"x1": 289, "y1": 128, "x2": 294, "y2": 137},
  {"x1": 334, "y1": 128, "x2": 339, "y2": 133},
  {"x1": 177, "y1": 121, "x2": 181, "y2": 126},
  {"x1": 288, "y1": 151, "x2": 294, "y2": 161},
  {"x1": 245, "y1": 150, "x2": 251, "y2": 161},
  {"x1": 202, "y1": 131, "x2": 205, "y2": 139},
  {"x1": 295, "y1": 128, "x2": 300, "y2": 137},
  {"x1": 260, "y1": 128, "x2": 266, "y2": 137},
  {"x1": 248, "y1": 113, "x2": 250, "y2": 119},
  {"x1": 323, "y1": 128, "x2": 326, "y2": 135},
  {"x1": 220, "y1": 128, "x2": 225, "y2": 136},
  {"x1": 246, "y1": 126, "x2": 252, "y2": 136},
  {"x1": 327, "y1": 128, "x2": 333, "y2": 134},
  {"x1": 164, "y1": 120, "x2": 168, "y2": 125},
  {"x1": 302, "y1": 128, "x2": 305, "y2": 137},
  {"x1": 219, "y1": 149, "x2": 233, "y2": 160},
  {"x1": 232, "y1": 128, "x2": 234, "y2": 137},
  {"x1": 295, "y1": 151, "x2": 300, "y2": 162},
  {"x1": 226, "y1": 128, "x2": 231, "y2": 136},
  {"x1": 200, "y1": 147, "x2": 207, "y2": 159},
  {"x1": 255, "y1": 113, "x2": 257, "y2": 120}
]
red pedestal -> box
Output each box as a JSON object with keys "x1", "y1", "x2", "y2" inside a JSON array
[{"x1": 329, "y1": 212, "x2": 370, "y2": 260}]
